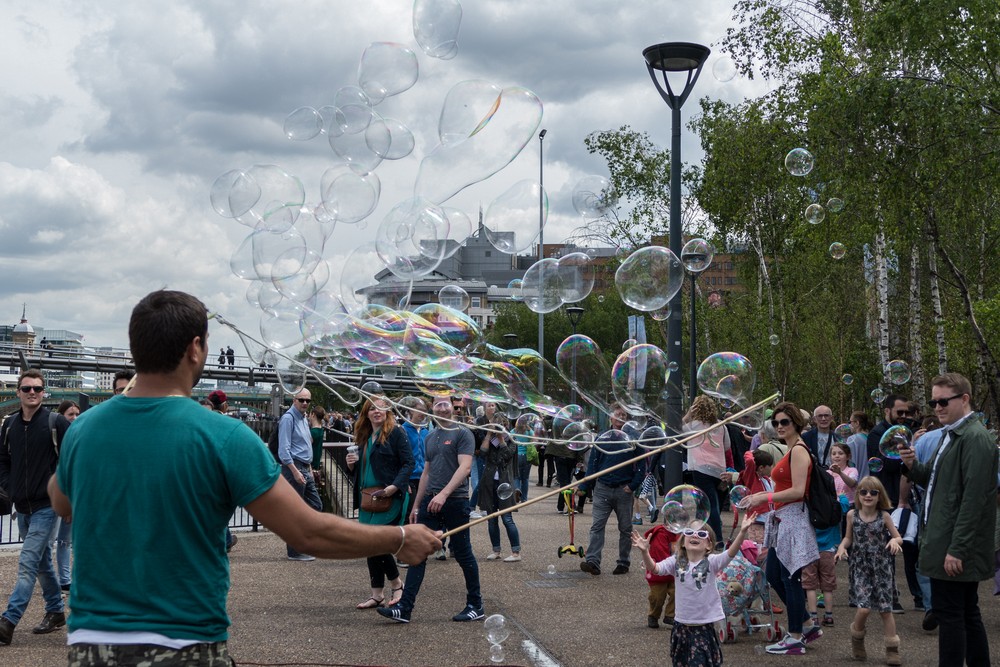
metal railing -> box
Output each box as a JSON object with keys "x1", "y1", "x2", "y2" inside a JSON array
[{"x1": 0, "y1": 435, "x2": 359, "y2": 548}]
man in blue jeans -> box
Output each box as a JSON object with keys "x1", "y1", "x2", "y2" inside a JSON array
[
  {"x1": 277, "y1": 388, "x2": 323, "y2": 561},
  {"x1": 0, "y1": 368, "x2": 70, "y2": 646},
  {"x1": 576, "y1": 405, "x2": 643, "y2": 576},
  {"x1": 379, "y1": 396, "x2": 483, "y2": 623}
]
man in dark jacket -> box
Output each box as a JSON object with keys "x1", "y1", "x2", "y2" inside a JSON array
[
  {"x1": 0, "y1": 369, "x2": 70, "y2": 646},
  {"x1": 901, "y1": 373, "x2": 998, "y2": 667}
]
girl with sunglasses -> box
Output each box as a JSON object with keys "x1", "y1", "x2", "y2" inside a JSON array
[
  {"x1": 742, "y1": 401, "x2": 823, "y2": 655},
  {"x1": 835, "y1": 476, "x2": 904, "y2": 664},
  {"x1": 632, "y1": 512, "x2": 756, "y2": 667}
]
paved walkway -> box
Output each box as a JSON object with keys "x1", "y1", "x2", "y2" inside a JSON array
[{"x1": 1, "y1": 494, "x2": 997, "y2": 666}]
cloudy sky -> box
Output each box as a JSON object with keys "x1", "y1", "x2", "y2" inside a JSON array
[{"x1": 0, "y1": 0, "x2": 766, "y2": 353}]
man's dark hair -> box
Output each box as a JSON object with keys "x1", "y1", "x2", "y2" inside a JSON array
[
  {"x1": 113, "y1": 369, "x2": 135, "y2": 385},
  {"x1": 129, "y1": 290, "x2": 208, "y2": 374},
  {"x1": 17, "y1": 368, "x2": 44, "y2": 387},
  {"x1": 882, "y1": 394, "x2": 908, "y2": 412}
]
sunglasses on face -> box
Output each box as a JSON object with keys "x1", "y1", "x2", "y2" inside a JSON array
[
  {"x1": 19, "y1": 386, "x2": 44, "y2": 393},
  {"x1": 815, "y1": 414, "x2": 832, "y2": 419},
  {"x1": 858, "y1": 489, "x2": 880, "y2": 497},
  {"x1": 296, "y1": 398, "x2": 311, "y2": 404},
  {"x1": 770, "y1": 418, "x2": 792, "y2": 427},
  {"x1": 927, "y1": 394, "x2": 963, "y2": 409},
  {"x1": 681, "y1": 528, "x2": 710, "y2": 539}
]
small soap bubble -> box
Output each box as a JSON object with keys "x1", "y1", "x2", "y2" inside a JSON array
[
  {"x1": 361, "y1": 380, "x2": 384, "y2": 395},
  {"x1": 871, "y1": 387, "x2": 885, "y2": 405},
  {"x1": 597, "y1": 295, "x2": 605, "y2": 303},
  {"x1": 622, "y1": 338, "x2": 637, "y2": 352},
  {"x1": 729, "y1": 485, "x2": 750, "y2": 508},
  {"x1": 834, "y1": 423, "x2": 853, "y2": 441},
  {"x1": 784, "y1": 148, "x2": 815, "y2": 176},
  {"x1": 572, "y1": 175, "x2": 617, "y2": 218},
  {"x1": 805, "y1": 203, "x2": 826, "y2": 224},
  {"x1": 667, "y1": 361, "x2": 679, "y2": 372},
  {"x1": 283, "y1": 106, "x2": 323, "y2": 141},
  {"x1": 681, "y1": 238, "x2": 714, "y2": 273},
  {"x1": 547, "y1": 564, "x2": 556, "y2": 575},
  {"x1": 885, "y1": 360, "x2": 911, "y2": 385},
  {"x1": 484, "y1": 614, "x2": 510, "y2": 644},
  {"x1": 829, "y1": 242, "x2": 847, "y2": 259},
  {"x1": 879, "y1": 424, "x2": 912, "y2": 460},
  {"x1": 868, "y1": 456, "x2": 884, "y2": 474},
  {"x1": 489, "y1": 644, "x2": 505, "y2": 663},
  {"x1": 712, "y1": 56, "x2": 737, "y2": 82},
  {"x1": 438, "y1": 284, "x2": 471, "y2": 311},
  {"x1": 661, "y1": 484, "x2": 710, "y2": 533},
  {"x1": 769, "y1": 334, "x2": 779, "y2": 346},
  {"x1": 842, "y1": 373, "x2": 854, "y2": 385},
  {"x1": 496, "y1": 482, "x2": 514, "y2": 501},
  {"x1": 826, "y1": 197, "x2": 844, "y2": 213}
]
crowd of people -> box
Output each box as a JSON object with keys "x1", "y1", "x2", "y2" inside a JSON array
[{"x1": 0, "y1": 289, "x2": 996, "y2": 667}]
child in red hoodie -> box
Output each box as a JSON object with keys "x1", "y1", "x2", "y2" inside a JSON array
[
  {"x1": 734, "y1": 449, "x2": 774, "y2": 563},
  {"x1": 644, "y1": 524, "x2": 680, "y2": 628}
]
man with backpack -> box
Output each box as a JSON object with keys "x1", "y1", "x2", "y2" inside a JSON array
[{"x1": 0, "y1": 369, "x2": 71, "y2": 646}]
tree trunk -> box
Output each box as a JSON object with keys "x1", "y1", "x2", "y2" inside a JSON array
[
  {"x1": 875, "y1": 223, "x2": 890, "y2": 384},
  {"x1": 908, "y1": 244, "x2": 925, "y2": 403},
  {"x1": 925, "y1": 216, "x2": 948, "y2": 374}
]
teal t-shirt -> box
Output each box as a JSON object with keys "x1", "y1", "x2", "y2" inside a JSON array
[{"x1": 56, "y1": 395, "x2": 280, "y2": 641}]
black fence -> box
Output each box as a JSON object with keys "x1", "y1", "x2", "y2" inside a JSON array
[{"x1": 0, "y1": 426, "x2": 359, "y2": 548}]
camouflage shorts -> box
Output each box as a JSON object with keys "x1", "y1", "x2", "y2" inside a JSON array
[{"x1": 67, "y1": 642, "x2": 234, "y2": 667}]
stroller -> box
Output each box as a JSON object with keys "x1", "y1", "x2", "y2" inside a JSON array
[{"x1": 715, "y1": 541, "x2": 783, "y2": 643}]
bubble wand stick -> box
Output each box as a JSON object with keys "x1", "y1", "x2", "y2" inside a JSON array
[{"x1": 439, "y1": 392, "x2": 780, "y2": 538}]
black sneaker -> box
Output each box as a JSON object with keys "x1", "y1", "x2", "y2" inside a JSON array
[
  {"x1": 580, "y1": 561, "x2": 600, "y2": 576},
  {"x1": 647, "y1": 615, "x2": 659, "y2": 628},
  {"x1": 612, "y1": 564, "x2": 629, "y2": 575},
  {"x1": 891, "y1": 601, "x2": 905, "y2": 614},
  {"x1": 922, "y1": 610, "x2": 938, "y2": 632},
  {"x1": 377, "y1": 604, "x2": 411, "y2": 624},
  {"x1": 452, "y1": 604, "x2": 485, "y2": 622},
  {"x1": 0, "y1": 617, "x2": 13, "y2": 645},
  {"x1": 31, "y1": 612, "x2": 65, "y2": 635}
]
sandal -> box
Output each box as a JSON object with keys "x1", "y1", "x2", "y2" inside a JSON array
[
  {"x1": 389, "y1": 586, "x2": 404, "y2": 606},
  {"x1": 356, "y1": 596, "x2": 384, "y2": 609}
]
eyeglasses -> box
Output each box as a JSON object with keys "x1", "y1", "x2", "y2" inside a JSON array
[
  {"x1": 296, "y1": 398, "x2": 311, "y2": 404},
  {"x1": 681, "y1": 528, "x2": 710, "y2": 539},
  {"x1": 858, "y1": 489, "x2": 880, "y2": 497},
  {"x1": 815, "y1": 414, "x2": 833, "y2": 419},
  {"x1": 770, "y1": 418, "x2": 792, "y2": 427},
  {"x1": 19, "y1": 385, "x2": 44, "y2": 393},
  {"x1": 896, "y1": 410, "x2": 915, "y2": 417},
  {"x1": 927, "y1": 394, "x2": 963, "y2": 409}
]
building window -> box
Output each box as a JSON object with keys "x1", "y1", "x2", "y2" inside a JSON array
[
  {"x1": 485, "y1": 251, "x2": 492, "y2": 257},
  {"x1": 472, "y1": 297, "x2": 481, "y2": 308}
]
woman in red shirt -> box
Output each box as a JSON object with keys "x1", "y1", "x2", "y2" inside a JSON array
[{"x1": 744, "y1": 402, "x2": 822, "y2": 655}]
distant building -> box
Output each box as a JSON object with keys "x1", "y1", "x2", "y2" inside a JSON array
[{"x1": 2, "y1": 307, "x2": 88, "y2": 388}]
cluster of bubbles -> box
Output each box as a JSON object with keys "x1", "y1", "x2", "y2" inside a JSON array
[
  {"x1": 484, "y1": 613, "x2": 510, "y2": 663},
  {"x1": 782, "y1": 149, "x2": 848, "y2": 260},
  {"x1": 661, "y1": 485, "x2": 711, "y2": 532}
]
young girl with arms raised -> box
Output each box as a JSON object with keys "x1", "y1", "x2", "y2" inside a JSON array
[
  {"x1": 835, "y1": 476, "x2": 904, "y2": 665},
  {"x1": 632, "y1": 513, "x2": 756, "y2": 667}
]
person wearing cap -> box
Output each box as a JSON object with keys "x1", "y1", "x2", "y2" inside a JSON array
[{"x1": 206, "y1": 391, "x2": 237, "y2": 553}]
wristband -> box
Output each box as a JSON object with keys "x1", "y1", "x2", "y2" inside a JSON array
[
  {"x1": 768, "y1": 492, "x2": 774, "y2": 505},
  {"x1": 393, "y1": 525, "x2": 406, "y2": 557}
]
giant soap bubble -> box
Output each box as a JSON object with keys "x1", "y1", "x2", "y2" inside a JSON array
[
  {"x1": 413, "y1": 0, "x2": 462, "y2": 59},
  {"x1": 879, "y1": 424, "x2": 912, "y2": 460},
  {"x1": 615, "y1": 246, "x2": 684, "y2": 312},
  {"x1": 357, "y1": 42, "x2": 419, "y2": 104},
  {"x1": 661, "y1": 484, "x2": 711, "y2": 533},
  {"x1": 483, "y1": 179, "x2": 545, "y2": 254},
  {"x1": 572, "y1": 175, "x2": 617, "y2": 218},
  {"x1": 697, "y1": 352, "x2": 756, "y2": 405}
]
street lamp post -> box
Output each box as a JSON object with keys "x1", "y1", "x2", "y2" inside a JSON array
[
  {"x1": 537, "y1": 129, "x2": 547, "y2": 394},
  {"x1": 680, "y1": 244, "x2": 710, "y2": 401},
  {"x1": 643, "y1": 42, "x2": 710, "y2": 490},
  {"x1": 503, "y1": 332, "x2": 519, "y2": 349},
  {"x1": 565, "y1": 306, "x2": 584, "y2": 405}
]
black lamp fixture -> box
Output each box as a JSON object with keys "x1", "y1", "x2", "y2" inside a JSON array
[
  {"x1": 565, "y1": 306, "x2": 584, "y2": 333},
  {"x1": 642, "y1": 41, "x2": 710, "y2": 490}
]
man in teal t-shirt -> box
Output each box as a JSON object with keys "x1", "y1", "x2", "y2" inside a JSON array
[{"x1": 47, "y1": 290, "x2": 442, "y2": 666}]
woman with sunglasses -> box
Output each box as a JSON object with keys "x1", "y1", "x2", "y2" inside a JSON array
[
  {"x1": 743, "y1": 401, "x2": 823, "y2": 655},
  {"x1": 346, "y1": 397, "x2": 414, "y2": 609},
  {"x1": 681, "y1": 395, "x2": 731, "y2": 547},
  {"x1": 632, "y1": 512, "x2": 757, "y2": 666}
]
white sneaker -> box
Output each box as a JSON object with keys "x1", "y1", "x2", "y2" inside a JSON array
[
  {"x1": 486, "y1": 552, "x2": 502, "y2": 560},
  {"x1": 469, "y1": 510, "x2": 483, "y2": 519},
  {"x1": 503, "y1": 553, "x2": 522, "y2": 562}
]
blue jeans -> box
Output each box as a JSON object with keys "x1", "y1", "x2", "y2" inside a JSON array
[
  {"x1": 281, "y1": 461, "x2": 323, "y2": 558},
  {"x1": 516, "y1": 454, "x2": 531, "y2": 502},
  {"x1": 765, "y1": 551, "x2": 809, "y2": 635},
  {"x1": 584, "y1": 482, "x2": 633, "y2": 569},
  {"x1": 690, "y1": 470, "x2": 723, "y2": 546},
  {"x1": 400, "y1": 496, "x2": 481, "y2": 614},
  {"x1": 488, "y1": 479, "x2": 520, "y2": 552},
  {"x1": 470, "y1": 456, "x2": 486, "y2": 508},
  {"x1": 4, "y1": 507, "x2": 64, "y2": 625},
  {"x1": 55, "y1": 517, "x2": 72, "y2": 587}
]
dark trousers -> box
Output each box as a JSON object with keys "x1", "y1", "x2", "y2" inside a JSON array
[
  {"x1": 766, "y1": 552, "x2": 809, "y2": 634},
  {"x1": 536, "y1": 451, "x2": 555, "y2": 485},
  {"x1": 281, "y1": 461, "x2": 323, "y2": 557},
  {"x1": 367, "y1": 553, "x2": 400, "y2": 589},
  {"x1": 554, "y1": 458, "x2": 584, "y2": 512},
  {"x1": 689, "y1": 470, "x2": 723, "y2": 546},
  {"x1": 400, "y1": 496, "x2": 481, "y2": 614},
  {"x1": 901, "y1": 541, "x2": 922, "y2": 606},
  {"x1": 930, "y1": 578, "x2": 991, "y2": 666}
]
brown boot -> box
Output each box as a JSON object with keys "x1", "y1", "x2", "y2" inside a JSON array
[
  {"x1": 850, "y1": 623, "x2": 866, "y2": 660},
  {"x1": 884, "y1": 634, "x2": 901, "y2": 666}
]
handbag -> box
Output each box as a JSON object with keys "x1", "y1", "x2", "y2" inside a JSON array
[
  {"x1": 361, "y1": 487, "x2": 393, "y2": 513},
  {"x1": 526, "y1": 443, "x2": 538, "y2": 466}
]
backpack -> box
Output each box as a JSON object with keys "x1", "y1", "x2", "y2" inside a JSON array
[
  {"x1": 801, "y1": 444, "x2": 842, "y2": 529},
  {"x1": 267, "y1": 425, "x2": 281, "y2": 462}
]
